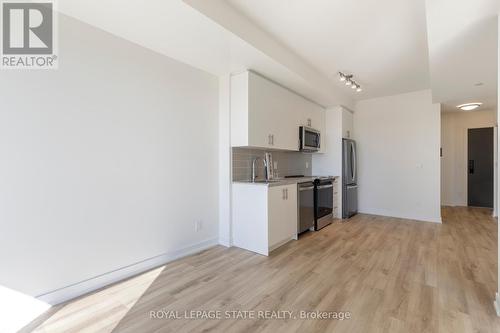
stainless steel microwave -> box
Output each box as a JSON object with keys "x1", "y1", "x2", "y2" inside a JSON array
[{"x1": 299, "y1": 126, "x2": 321, "y2": 151}]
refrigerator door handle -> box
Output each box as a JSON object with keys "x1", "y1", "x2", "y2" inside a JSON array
[{"x1": 352, "y1": 142, "x2": 356, "y2": 182}]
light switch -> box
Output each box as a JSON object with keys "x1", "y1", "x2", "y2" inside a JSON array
[
  {"x1": 306, "y1": 162, "x2": 309, "y2": 169},
  {"x1": 273, "y1": 161, "x2": 278, "y2": 169}
]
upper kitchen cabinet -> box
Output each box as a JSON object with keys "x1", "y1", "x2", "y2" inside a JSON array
[
  {"x1": 296, "y1": 98, "x2": 326, "y2": 153},
  {"x1": 231, "y1": 71, "x2": 325, "y2": 152}
]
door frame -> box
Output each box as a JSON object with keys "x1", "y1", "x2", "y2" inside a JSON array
[{"x1": 466, "y1": 126, "x2": 495, "y2": 208}]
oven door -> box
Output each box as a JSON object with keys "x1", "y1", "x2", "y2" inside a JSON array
[{"x1": 314, "y1": 180, "x2": 333, "y2": 230}]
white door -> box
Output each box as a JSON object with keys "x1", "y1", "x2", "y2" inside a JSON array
[
  {"x1": 249, "y1": 72, "x2": 299, "y2": 151},
  {"x1": 248, "y1": 73, "x2": 277, "y2": 149},
  {"x1": 268, "y1": 185, "x2": 297, "y2": 249}
]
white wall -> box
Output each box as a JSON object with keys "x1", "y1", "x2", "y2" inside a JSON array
[
  {"x1": 441, "y1": 110, "x2": 497, "y2": 206},
  {"x1": 0, "y1": 14, "x2": 219, "y2": 304},
  {"x1": 312, "y1": 106, "x2": 343, "y2": 178},
  {"x1": 218, "y1": 75, "x2": 232, "y2": 247},
  {"x1": 342, "y1": 108, "x2": 354, "y2": 139},
  {"x1": 354, "y1": 90, "x2": 441, "y2": 223},
  {"x1": 312, "y1": 106, "x2": 355, "y2": 176}
]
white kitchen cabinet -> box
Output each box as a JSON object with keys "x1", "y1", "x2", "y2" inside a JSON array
[
  {"x1": 332, "y1": 177, "x2": 340, "y2": 218},
  {"x1": 231, "y1": 71, "x2": 325, "y2": 152},
  {"x1": 268, "y1": 184, "x2": 297, "y2": 248},
  {"x1": 232, "y1": 183, "x2": 298, "y2": 256}
]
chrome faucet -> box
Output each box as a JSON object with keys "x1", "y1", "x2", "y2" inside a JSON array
[{"x1": 252, "y1": 157, "x2": 268, "y2": 182}]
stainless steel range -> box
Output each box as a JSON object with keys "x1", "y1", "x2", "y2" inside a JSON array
[{"x1": 297, "y1": 176, "x2": 334, "y2": 233}]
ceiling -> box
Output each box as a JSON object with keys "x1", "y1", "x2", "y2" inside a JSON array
[
  {"x1": 425, "y1": 0, "x2": 499, "y2": 112},
  {"x1": 57, "y1": 0, "x2": 353, "y2": 108},
  {"x1": 196, "y1": 0, "x2": 498, "y2": 110},
  {"x1": 58, "y1": 0, "x2": 498, "y2": 111},
  {"x1": 221, "y1": 0, "x2": 431, "y2": 101}
]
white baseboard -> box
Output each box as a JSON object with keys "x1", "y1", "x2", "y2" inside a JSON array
[
  {"x1": 441, "y1": 202, "x2": 467, "y2": 207},
  {"x1": 495, "y1": 293, "x2": 500, "y2": 317},
  {"x1": 425, "y1": 217, "x2": 442, "y2": 224},
  {"x1": 358, "y1": 209, "x2": 442, "y2": 224},
  {"x1": 218, "y1": 237, "x2": 231, "y2": 247},
  {"x1": 36, "y1": 238, "x2": 218, "y2": 305}
]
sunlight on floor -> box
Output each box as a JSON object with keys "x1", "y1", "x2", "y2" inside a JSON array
[
  {"x1": 0, "y1": 285, "x2": 51, "y2": 333},
  {"x1": 24, "y1": 266, "x2": 165, "y2": 332}
]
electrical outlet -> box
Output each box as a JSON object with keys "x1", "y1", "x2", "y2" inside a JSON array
[
  {"x1": 195, "y1": 220, "x2": 203, "y2": 232},
  {"x1": 273, "y1": 161, "x2": 278, "y2": 170}
]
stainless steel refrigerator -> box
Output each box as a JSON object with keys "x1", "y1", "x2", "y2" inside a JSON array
[{"x1": 342, "y1": 139, "x2": 358, "y2": 218}]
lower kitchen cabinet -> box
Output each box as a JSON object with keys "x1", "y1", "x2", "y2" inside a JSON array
[
  {"x1": 232, "y1": 183, "x2": 297, "y2": 256},
  {"x1": 333, "y1": 177, "x2": 340, "y2": 218}
]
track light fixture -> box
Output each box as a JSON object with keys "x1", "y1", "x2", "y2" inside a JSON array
[{"x1": 338, "y1": 72, "x2": 362, "y2": 93}]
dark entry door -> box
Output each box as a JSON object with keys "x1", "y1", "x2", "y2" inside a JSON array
[{"x1": 467, "y1": 127, "x2": 494, "y2": 207}]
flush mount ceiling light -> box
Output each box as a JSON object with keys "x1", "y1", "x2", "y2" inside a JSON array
[
  {"x1": 457, "y1": 102, "x2": 482, "y2": 111},
  {"x1": 339, "y1": 72, "x2": 362, "y2": 93}
]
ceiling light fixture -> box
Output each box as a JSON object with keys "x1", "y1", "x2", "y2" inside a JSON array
[
  {"x1": 457, "y1": 102, "x2": 482, "y2": 111},
  {"x1": 339, "y1": 72, "x2": 362, "y2": 93}
]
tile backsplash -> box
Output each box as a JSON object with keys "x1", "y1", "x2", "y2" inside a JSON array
[{"x1": 232, "y1": 147, "x2": 312, "y2": 181}]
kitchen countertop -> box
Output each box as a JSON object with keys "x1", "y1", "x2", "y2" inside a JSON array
[{"x1": 233, "y1": 176, "x2": 338, "y2": 187}]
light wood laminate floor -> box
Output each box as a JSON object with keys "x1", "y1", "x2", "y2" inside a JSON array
[{"x1": 21, "y1": 207, "x2": 500, "y2": 332}]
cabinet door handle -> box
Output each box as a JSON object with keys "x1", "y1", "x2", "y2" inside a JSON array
[
  {"x1": 268, "y1": 134, "x2": 272, "y2": 145},
  {"x1": 282, "y1": 189, "x2": 286, "y2": 200},
  {"x1": 271, "y1": 135, "x2": 274, "y2": 145},
  {"x1": 285, "y1": 188, "x2": 288, "y2": 200}
]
